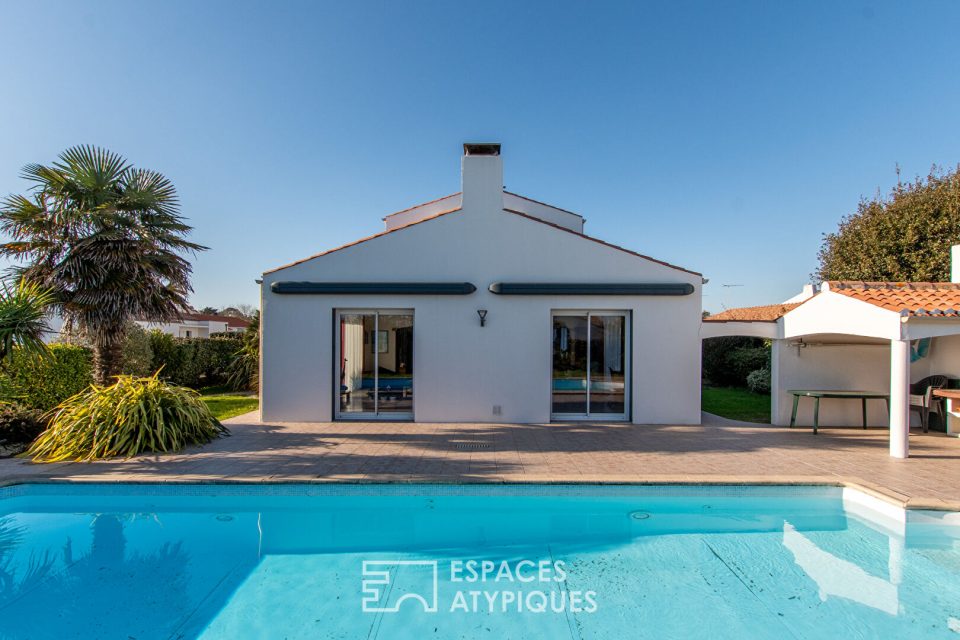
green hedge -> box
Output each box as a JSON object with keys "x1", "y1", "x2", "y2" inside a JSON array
[
  {"x1": 702, "y1": 336, "x2": 770, "y2": 388},
  {"x1": 149, "y1": 332, "x2": 242, "y2": 389},
  {"x1": 0, "y1": 344, "x2": 94, "y2": 410}
]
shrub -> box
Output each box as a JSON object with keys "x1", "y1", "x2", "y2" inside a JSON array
[
  {"x1": 120, "y1": 322, "x2": 154, "y2": 377},
  {"x1": 148, "y1": 333, "x2": 239, "y2": 389},
  {"x1": 148, "y1": 330, "x2": 181, "y2": 375},
  {"x1": 0, "y1": 404, "x2": 46, "y2": 447},
  {"x1": 25, "y1": 374, "x2": 228, "y2": 462},
  {"x1": 746, "y1": 367, "x2": 771, "y2": 394},
  {"x1": 727, "y1": 347, "x2": 769, "y2": 384},
  {"x1": 702, "y1": 337, "x2": 770, "y2": 387},
  {"x1": 0, "y1": 344, "x2": 93, "y2": 410},
  {"x1": 227, "y1": 312, "x2": 258, "y2": 392}
]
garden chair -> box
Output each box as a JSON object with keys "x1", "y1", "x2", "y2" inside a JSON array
[{"x1": 909, "y1": 375, "x2": 951, "y2": 432}]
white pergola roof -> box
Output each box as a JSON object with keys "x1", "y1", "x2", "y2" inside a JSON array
[{"x1": 701, "y1": 283, "x2": 960, "y2": 458}]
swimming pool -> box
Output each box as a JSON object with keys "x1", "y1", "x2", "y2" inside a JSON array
[{"x1": 0, "y1": 483, "x2": 957, "y2": 639}]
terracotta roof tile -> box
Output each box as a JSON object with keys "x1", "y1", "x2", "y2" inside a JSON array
[
  {"x1": 703, "y1": 303, "x2": 801, "y2": 323},
  {"x1": 828, "y1": 281, "x2": 960, "y2": 317}
]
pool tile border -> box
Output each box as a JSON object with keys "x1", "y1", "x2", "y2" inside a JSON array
[{"x1": 1, "y1": 474, "x2": 956, "y2": 513}]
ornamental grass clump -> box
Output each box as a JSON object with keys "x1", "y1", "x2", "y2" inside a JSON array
[{"x1": 25, "y1": 373, "x2": 228, "y2": 462}]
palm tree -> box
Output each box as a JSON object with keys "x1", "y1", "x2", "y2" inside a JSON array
[
  {"x1": 0, "y1": 280, "x2": 54, "y2": 362},
  {"x1": 0, "y1": 145, "x2": 206, "y2": 383}
]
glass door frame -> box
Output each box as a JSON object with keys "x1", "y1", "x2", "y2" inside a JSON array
[
  {"x1": 550, "y1": 309, "x2": 631, "y2": 422},
  {"x1": 334, "y1": 308, "x2": 414, "y2": 421}
]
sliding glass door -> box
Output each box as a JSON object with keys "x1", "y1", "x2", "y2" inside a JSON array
[
  {"x1": 552, "y1": 311, "x2": 628, "y2": 420},
  {"x1": 337, "y1": 310, "x2": 413, "y2": 420}
]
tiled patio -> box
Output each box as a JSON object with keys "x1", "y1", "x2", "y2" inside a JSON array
[{"x1": 2, "y1": 412, "x2": 959, "y2": 511}]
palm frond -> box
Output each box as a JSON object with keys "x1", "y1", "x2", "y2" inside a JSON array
[
  {"x1": 0, "y1": 281, "x2": 55, "y2": 362},
  {"x1": 1, "y1": 145, "x2": 204, "y2": 383}
]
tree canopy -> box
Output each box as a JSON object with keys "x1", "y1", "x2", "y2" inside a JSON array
[
  {"x1": 816, "y1": 166, "x2": 960, "y2": 282},
  {"x1": 0, "y1": 145, "x2": 205, "y2": 383}
]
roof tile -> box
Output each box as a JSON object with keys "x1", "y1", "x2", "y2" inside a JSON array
[
  {"x1": 703, "y1": 303, "x2": 800, "y2": 323},
  {"x1": 828, "y1": 281, "x2": 960, "y2": 317}
]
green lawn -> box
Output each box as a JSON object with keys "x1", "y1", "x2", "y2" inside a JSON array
[
  {"x1": 201, "y1": 394, "x2": 258, "y2": 420},
  {"x1": 702, "y1": 386, "x2": 771, "y2": 423}
]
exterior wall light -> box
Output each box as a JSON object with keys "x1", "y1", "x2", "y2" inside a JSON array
[{"x1": 477, "y1": 309, "x2": 488, "y2": 327}]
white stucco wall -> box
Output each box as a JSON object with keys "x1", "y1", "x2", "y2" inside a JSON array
[
  {"x1": 772, "y1": 341, "x2": 892, "y2": 427},
  {"x1": 911, "y1": 334, "x2": 960, "y2": 381},
  {"x1": 782, "y1": 291, "x2": 902, "y2": 340},
  {"x1": 383, "y1": 193, "x2": 462, "y2": 230},
  {"x1": 502, "y1": 192, "x2": 584, "y2": 232},
  {"x1": 261, "y1": 189, "x2": 701, "y2": 424}
]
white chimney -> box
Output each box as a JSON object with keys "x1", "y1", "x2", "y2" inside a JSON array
[
  {"x1": 461, "y1": 143, "x2": 503, "y2": 212},
  {"x1": 953, "y1": 245, "x2": 960, "y2": 283}
]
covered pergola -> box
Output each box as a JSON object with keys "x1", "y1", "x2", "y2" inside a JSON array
[{"x1": 703, "y1": 281, "x2": 960, "y2": 458}]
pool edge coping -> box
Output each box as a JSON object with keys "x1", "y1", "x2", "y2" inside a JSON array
[{"x1": 0, "y1": 474, "x2": 955, "y2": 513}]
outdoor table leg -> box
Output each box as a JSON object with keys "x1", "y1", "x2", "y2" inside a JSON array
[
  {"x1": 862, "y1": 398, "x2": 868, "y2": 429},
  {"x1": 790, "y1": 394, "x2": 799, "y2": 428},
  {"x1": 813, "y1": 396, "x2": 820, "y2": 435}
]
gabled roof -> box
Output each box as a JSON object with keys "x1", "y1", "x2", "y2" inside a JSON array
[
  {"x1": 503, "y1": 191, "x2": 584, "y2": 221},
  {"x1": 265, "y1": 206, "x2": 700, "y2": 277},
  {"x1": 382, "y1": 192, "x2": 460, "y2": 221},
  {"x1": 263, "y1": 206, "x2": 463, "y2": 274},
  {"x1": 503, "y1": 208, "x2": 700, "y2": 276},
  {"x1": 703, "y1": 303, "x2": 801, "y2": 323},
  {"x1": 828, "y1": 281, "x2": 960, "y2": 317}
]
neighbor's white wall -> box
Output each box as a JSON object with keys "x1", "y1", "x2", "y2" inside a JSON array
[
  {"x1": 261, "y1": 206, "x2": 701, "y2": 425},
  {"x1": 137, "y1": 320, "x2": 179, "y2": 336}
]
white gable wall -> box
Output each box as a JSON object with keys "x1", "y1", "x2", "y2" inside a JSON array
[
  {"x1": 782, "y1": 291, "x2": 902, "y2": 340},
  {"x1": 383, "y1": 194, "x2": 462, "y2": 231},
  {"x1": 502, "y1": 192, "x2": 584, "y2": 232},
  {"x1": 261, "y1": 203, "x2": 701, "y2": 424}
]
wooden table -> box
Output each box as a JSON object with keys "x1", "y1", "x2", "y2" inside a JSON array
[
  {"x1": 932, "y1": 389, "x2": 960, "y2": 437},
  {"x1": 788, "y1": 390, "x2": 890, "y2": 434}
]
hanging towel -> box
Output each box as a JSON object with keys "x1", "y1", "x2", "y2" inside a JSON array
[{"x1": 910, "y1": 338, "x2": 931, "y2": 363}]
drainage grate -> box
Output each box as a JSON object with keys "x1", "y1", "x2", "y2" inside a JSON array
[{"x1": 454, "y1": 442, "x2": 492, "y2": 450}]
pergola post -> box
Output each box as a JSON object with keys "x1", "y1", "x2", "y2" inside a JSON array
[{"x1": 889, "y1": 339, "x2": 910, "y2": 458}]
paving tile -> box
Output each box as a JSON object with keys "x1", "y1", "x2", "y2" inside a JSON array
[{"x1": 1, "y1": 419, "x2": 959, "y2": 509}]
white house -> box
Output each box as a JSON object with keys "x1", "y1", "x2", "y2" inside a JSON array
[
  {"x1": 703, "y1": 262, "x2": 960, "y2": 458},
  {"x1": 260, "y1": 143, "x2": 703, "y2": 424},
  {"x1": 137, "y1": 313, "x2": 250, "y2": 339}
]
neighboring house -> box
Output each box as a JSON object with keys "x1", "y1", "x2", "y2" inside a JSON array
[
  {"x1": 137, "y1": 313, "x2": 250, "y2": 338},
  {"x1": 703, "y1": 255, "x2": 960, "y2": 458},
  {"x1": 260, "y1": 143, "x2": 703, "y2": 424}
]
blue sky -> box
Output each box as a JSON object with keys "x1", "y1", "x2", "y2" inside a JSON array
[{"x1": 1, "y1": 1, "x2": 959, "y2": 312}]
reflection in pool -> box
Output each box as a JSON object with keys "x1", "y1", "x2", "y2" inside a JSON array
[{"x1": 0, "y1": 484, "x2": 957, "y2": 639}]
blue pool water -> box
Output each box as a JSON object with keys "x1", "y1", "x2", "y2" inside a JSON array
[{"x1": 0, "y1": 484, "x2": 958, "y2": 639}]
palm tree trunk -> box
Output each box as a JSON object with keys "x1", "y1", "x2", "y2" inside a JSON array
[{"x1": 94, "y1": 339, "x2": 124, "y2": 385}]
